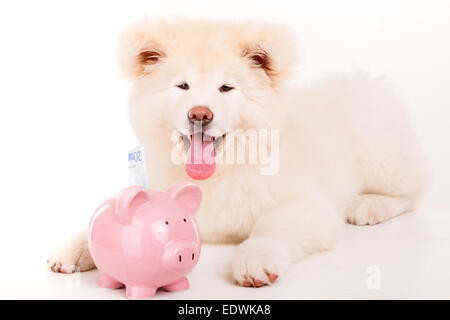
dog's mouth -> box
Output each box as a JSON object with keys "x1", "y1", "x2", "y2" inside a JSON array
[
  {"x1": 179, "y1": 130, "x2": 226, "y2": 180},
  {"x1": 181, "y1": 133, "x2": 226, "y2": 154}
]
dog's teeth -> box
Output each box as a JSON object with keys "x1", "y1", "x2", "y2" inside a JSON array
[
  {"x1": 213, "y1": 136, "x2": 222, "y2": 151},
  {"x1": 182, "y1": 135, "x2": 191, "y2": 150}
]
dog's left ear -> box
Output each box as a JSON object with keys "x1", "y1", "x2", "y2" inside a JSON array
[{"x1": 239, "y1": 23, "x2": 299, "y2": 87}]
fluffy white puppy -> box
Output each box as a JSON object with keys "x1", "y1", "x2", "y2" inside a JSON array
[{"x1": 48, "y1": 19, "x2": 427, "y2": 287}]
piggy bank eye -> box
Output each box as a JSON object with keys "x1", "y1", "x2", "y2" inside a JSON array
[
  {"x1": 183, "y1": 218, "x2": 187, "y2": 222},
  {"x1": 165, "y1": 221, "x2": 169, "y2": 225}
]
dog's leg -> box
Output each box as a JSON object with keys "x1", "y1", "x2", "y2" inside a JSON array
[
  {"x1": 232, "y1": 188, "x2": 344, "y2": 287},
  {"x1": 346, "y1": 194, "x2": 413, "y2": 226},
  {"x1": 47, "y1": 227, "x2": 95, "y2": 273}
]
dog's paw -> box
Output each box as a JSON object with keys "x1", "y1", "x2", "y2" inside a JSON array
[
  {"x1": 347, "y1": 195, "x2": 390, "y2": 226},
  {"x1": 47, "y1": 243, "x2": 95, "y2": 274},
  {"x1": 231, "y1": 237, "x2": 291, "y2": 288}
]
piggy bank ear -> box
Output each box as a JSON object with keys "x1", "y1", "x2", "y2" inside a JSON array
[
  {"x1": 115, "y1": 186, "x2": 150, "y2": 224},
  {"x1": 168, "y1": 181, "x2": 202, "y2": 215}
]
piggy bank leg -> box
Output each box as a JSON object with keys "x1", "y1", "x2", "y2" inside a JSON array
[
  {"x1": 125, "y1": 285, "x2": 157, "y2": 299},
  {"x1": 163, "y1": 277, "x2": 189, "y2": 292},
  {"x1": 98, "y1": 273, "x2": 124, "y2": 289}
]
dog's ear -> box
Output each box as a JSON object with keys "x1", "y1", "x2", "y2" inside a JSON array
[
  {"x1": 118, "y1": 20, "x2": 167, "y2": 80},
  {"x1": 239, "y1": 23, "x2": 299, "y2": 87}
]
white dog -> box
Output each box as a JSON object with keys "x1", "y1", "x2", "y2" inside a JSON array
[{"x1": 48, "y1": 19, "x2": 427, "y2": 287}]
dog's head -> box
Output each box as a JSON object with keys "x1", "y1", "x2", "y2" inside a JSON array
[{"x1": 119, "y1": 19, "x2": 298, "y2": 179}]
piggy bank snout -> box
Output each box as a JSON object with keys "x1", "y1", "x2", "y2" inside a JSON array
[{"x1": 163, "y1": 240, "x2": 199, "y2": 271}]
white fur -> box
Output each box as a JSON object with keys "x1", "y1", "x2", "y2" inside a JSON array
[
  {"x1": 47, "y1": 227, "x2": 94, "y2": 273},
  {"x1": 49, "y1": 19, "x2": 427, "y2": 288}
]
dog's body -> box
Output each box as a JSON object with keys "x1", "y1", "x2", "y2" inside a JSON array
[{"x1": 49, "y1": 19, "x2": 427, "y2": 287}]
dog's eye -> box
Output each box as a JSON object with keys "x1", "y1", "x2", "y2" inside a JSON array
[
  {"x1": 219, "y1": 84, "x2": 234, "y2": 93},
  {"x1": 177, "y1": 82, "x2": 190, "y2": 90}
]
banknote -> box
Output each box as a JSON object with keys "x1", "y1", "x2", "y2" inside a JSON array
[{"x1": 128, "y1": 145, "x2": 147, "y2": 190}]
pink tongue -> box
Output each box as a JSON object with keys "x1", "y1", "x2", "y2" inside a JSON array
[{"x1": 185, "y1": 133, "x2": 216, "y2": 180}]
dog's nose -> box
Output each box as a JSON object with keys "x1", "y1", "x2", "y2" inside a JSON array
[{"x1": 188, "y1": 106, "x2": 213, "y2": 125}]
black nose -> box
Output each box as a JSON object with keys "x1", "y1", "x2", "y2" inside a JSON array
[{"x1": 188, "y1": 106, "x2": 213, "y2": 126}]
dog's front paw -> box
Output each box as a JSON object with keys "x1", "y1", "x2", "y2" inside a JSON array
[
  {"x1": 348, "y1": 195, "x2": 399, "y2": 226},
  {"x1": 231, "y1": 237, "x2": 291, "y2": 287},
  {"x1": 47, "y1": 239, "x2": 95, "y2": 274}
]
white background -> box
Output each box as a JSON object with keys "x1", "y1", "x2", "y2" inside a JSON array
[{"x1": 0, "y1": 0, "x2": 449, "y2": 299}]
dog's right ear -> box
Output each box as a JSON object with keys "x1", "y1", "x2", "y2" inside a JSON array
[{"x1": 118, "y1": 20, "x2": 167, "y2": 80}]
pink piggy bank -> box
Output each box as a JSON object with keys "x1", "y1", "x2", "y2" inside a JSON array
[{"x1": 88, "y1": 181, "x2": 202, "y2": 299}]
